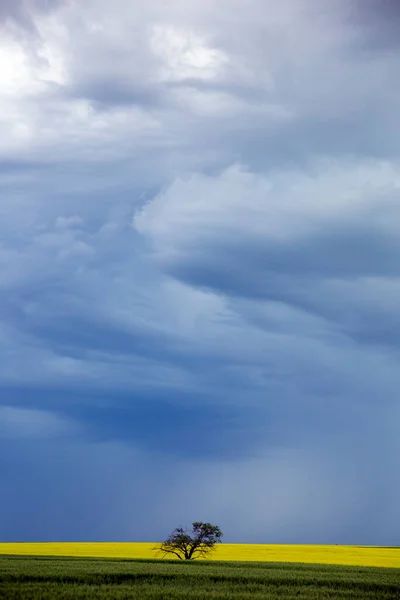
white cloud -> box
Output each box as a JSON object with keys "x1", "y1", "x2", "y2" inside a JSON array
[
  {"x1": 1, "y1": 0, "x2": 397, "y2": 168},
  {"x1": 134, "y1": 160, "x2": 400, "y2": 255},
  {"x1": 150, "y1": 24, "x2": 228, "y2": 81},
  {"x1": 54, "y1": 215, "x2": 83, "y2": 228}
]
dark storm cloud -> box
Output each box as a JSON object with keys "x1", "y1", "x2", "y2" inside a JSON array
[
  {"x1": 349, "y1": 0, "x2": 400, "y2": 51},
  {"x1": 170, "y1": 224, "x2": 400, "y2": 286},
  {"x1": 0, "y1": 0, "x2": 65, "y2": 31},
  {"x1": 68, "y1": 80, "x2": 164, "y2": 110},
  {"x1": 0, "y1": 386, "x2": 265, "y2": 459},
  {"x1": 1, "y1": 376, "x2": 364, "y2": 460},
  {"x1": 167, "y1": 232, "x2": 400, "y2": 352}
]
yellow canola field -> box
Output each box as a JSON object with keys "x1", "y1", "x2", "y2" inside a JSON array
[{"x1": 0, "y1": 543, "x2": 399, "y2": 568}]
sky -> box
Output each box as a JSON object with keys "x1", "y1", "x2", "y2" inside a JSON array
[{"x1": 0, "y1": 0, "x2": 399, "y2": 545}]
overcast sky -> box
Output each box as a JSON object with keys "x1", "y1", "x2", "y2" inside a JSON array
[{"x1": 0, "y1": 0, "x2": 399, "y2": 545}]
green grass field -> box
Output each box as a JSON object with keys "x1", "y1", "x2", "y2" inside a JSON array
[{"x1": 0, "y1": 555, "x2": 399, "y2": 599}]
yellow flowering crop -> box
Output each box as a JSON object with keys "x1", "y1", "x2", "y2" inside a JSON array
[
  {"x1": 215, "y1": 544, "x2": 400, "y2": 568},
  {"x1": 0, "y1": 543, "x2": 398, "y2": 568}
]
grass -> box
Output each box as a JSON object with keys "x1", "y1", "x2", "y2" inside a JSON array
[
  {"x1": 0, "y1": 555, "x2": 399, "y2": 599},
  {"x1": 1, "y1": 543, "x2": 399, "y2": 568}
]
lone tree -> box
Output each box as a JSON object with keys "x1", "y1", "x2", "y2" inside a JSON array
[{"x1": 155, "y1": 521, "x2": 223, "y2": 560}]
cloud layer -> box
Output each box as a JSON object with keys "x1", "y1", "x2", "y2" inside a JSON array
[{"x1": 0, "y1": 0, "x2": 399, "y2": 544}]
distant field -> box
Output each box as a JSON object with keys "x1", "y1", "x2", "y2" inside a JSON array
[
  {"x1": 0, "y1": 542, "x2": 399, "y2": 568},
  {"x1": 1, "y1": 555, "x2": 399, "y2": 600}
]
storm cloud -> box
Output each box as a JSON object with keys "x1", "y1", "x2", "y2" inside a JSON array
[{"x1": 0, "y1": 0, "x2": 399, "y2": 544}]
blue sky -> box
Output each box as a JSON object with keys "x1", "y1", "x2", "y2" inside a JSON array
[{"x1": 0, "y1": 0, "x2": 399, "y2": 544}]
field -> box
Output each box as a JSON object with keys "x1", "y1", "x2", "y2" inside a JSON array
[
  {"x1": 0, "y1": 543, "x2": 399, "y2": 568},
  {"x1": 0, "y1": 555, "x2": 399, "y2": 599}
]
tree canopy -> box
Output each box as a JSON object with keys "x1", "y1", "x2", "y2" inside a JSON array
[{"x1": 155, "y1": 521, "x2": 223, "y2": 560}]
